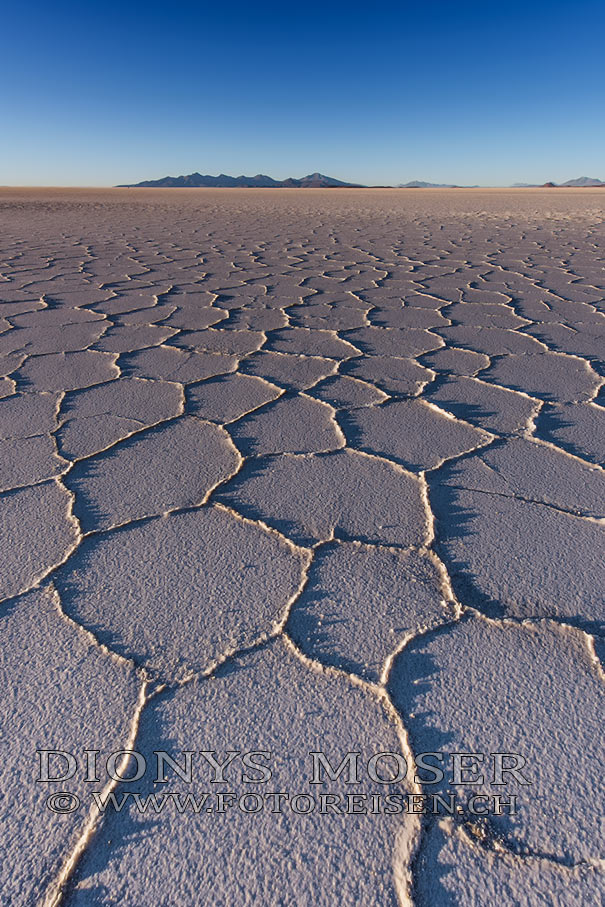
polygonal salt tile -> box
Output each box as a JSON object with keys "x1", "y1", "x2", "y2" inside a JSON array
[
  {"x1": 240, "y1": 350, "x2": 337, "y2": 390},
  {"x1": 370, "y1": 307, "x2": 449, "y2": 330},
  {"x1": 55, "y1": 506, "x2": 308, "y2": 680},
  {"x1": 288, "y1": 301, "x2": 367, "y2": 330},
  {"x1": 288, "y1": 541, "x2": 448, "y2": 682},
  {"x1": 0, "y1": 378, "x2": 15, "y2": 397},
  {"x1": 268, "y1": 327, "x2": 360, "y2": 358},
  {"x1": 171, "y1": 328, "x2": 264, "y2": 355},
  {"x1": 229, "y1": 395, "x2": 344, "y2": 456},
  {"x1": 429, "y1": 481, "x2": 605, "y2": 626},
  {"x1": 445, "y1": 301, "x2": 527, "y2": 329},
  {"x1": 414, "y1": 819, "x2": 605, "y2": 907},
  {"x1": 344, "y1": 326, "x2": 442, "y2": 358},
  {"x1": 218, "y1": 449, "x2": 427, "y2": 547},
  {"x1": 483, "y1": 352, "x2": 602, "y2": 404},
  {"x1": 536, "y1": 401, "x2": 605, "y2": 466},
  {"x1": 8, "y1": 322, "x2": 107, "y2": 355},
  {"x1": 436, "y1": 437, "x2": 605, "y2": 519},
  {"x1": 0, "y1": 351, "x2": 26, "y2": 376},
  {"x1": 421, "y1": 347, "x2": 491, "y2": 377},
  {"x1": 121, "y1": 346, "x2": 237, "y2": 382},
  {"x1": 66, "y1": 416, "x2": 240, "y2": 530},
  {"x1": 90, "y1": 295, "x2": 158, "y2": 316},
  {"x1": 114, "y1": 303, "x2": 177, "y2": 325},
  {"x1": 0, "y1": 300, "x2": 45, "y2": 318},
  {"x1": 187, "y1": 373, "x2": 282, "y2": 423},
  {"x1": 311, "y1": 374, "x2": 388, "y2": 408},
  {"x1": 92, "y1": 323, "x2": 177, "y2": 353},
  {"x1": 343, "y1": 400, "x2": 491, "y2": 471},
  {"x1": 221, "y1": 306, "x2": 287, "y2": 331},
  {"x1": 62, "y1": 376, "x2": 183, "y2": 425},
  {"x1": 0, "y1": 329, "x2": 33, "y2": 357},
  {"x1": 0, "y1": 481, "x2": 79, "y2": 600},
  {"x1": 57, "y1": 414, "x2": 145, "y2": 459},
  {"x1": 526, "y1": 320, "x2": 605, "y2": 361},
  {"x1": 15, "y1": 351, "x2": 119, "y2": 392},
  {"x1": 162, "y1": 304, "x2": 228, "y2": 330},
  {"x1": 436, "y1": 326, "x2": 545, "y2": 356},
  {"x1": 341, "y1": 355, "x2": 433, "y2": 395},
  {"x1": 0, "y1": 391, "x2": 61, "y2": 438},
  {"x1": 0, "y1": 435, "x2": 67, "y2": 490}
]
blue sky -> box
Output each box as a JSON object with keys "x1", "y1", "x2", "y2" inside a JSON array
[{"x1": 2, "y1": 0, "x2": 604, "y2": 186}]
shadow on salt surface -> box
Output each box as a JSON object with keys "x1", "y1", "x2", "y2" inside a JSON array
[
  {"x1": 411, "y1": 823, "x2": 459, "y2": 907},
  {"x1": 63, "y1": 456, "x2": 116, "y2": 532},
  {"x1": 535, "y1": 405, "x2": 584, "y2": 456},
  {"x1": 387, "y1": 645, "x2": 456, "y2": 798},
  {"x1": 53, "y1": 527, "x2": 145, "y2": 660},
  {"x1": 61, "y1": 668, "x2": 252, "y2": 904},
  {"x1": 423, "y1": 376, "x2": 502, "y2": 433},
  {"x1": 68, "y1": 740, "x2": 165, "y2": 904},
  {"x1": 426, "y1": 480, "x2": 505, "y2": 621},
  {"x1": 68, "y1": 661, "x2": 258, "y2": 894},
  {"x1": 387, "y1": 632, "x2": 529, "y2": 857},
  {"x1": 535, "y1": 402, "x2": 605, "y2": 467},
  {"x1": 286, "y1": 584, "x2": 355, "y2": 670},
  {"x1": 593, "y1": 636, "x2": 605, "y2": 671},
  {"x1": 436, "y1": 401, "x2": 499, "y2": 433}
]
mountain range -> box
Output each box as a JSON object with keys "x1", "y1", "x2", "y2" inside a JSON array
[
  {"x1": 118, "y1": 172, "x2": 605, "y2": 189},
  {"x1": 118, "y1": 172, "x2": 363, "y2": 188}
]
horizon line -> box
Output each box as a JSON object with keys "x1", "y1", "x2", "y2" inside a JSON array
[{"x1": 2, "y1": 184, "x2": 605, "y2": 191}]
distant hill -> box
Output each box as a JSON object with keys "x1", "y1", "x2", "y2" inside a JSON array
[
  {"x1": 560, "y1": 176, "x2": 605, "y2": 187},
  {"x1": 512, "y1": 177, "x2": 605, "y2": 188},
  {"x1": 397, "y1": 180, "x2": 457, "y2": 188},
  {"x1": 118, "y1": 171, "x2": 364, "y2": 188},
  {"x1": 286, "y1": 172, "x2": 364, "y2": 188},
  {"x1": 396, "y1": 180, "x2": 481, "y2": 188}
]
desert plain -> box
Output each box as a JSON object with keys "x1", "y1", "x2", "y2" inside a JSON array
[{"x1": 0, "y1": 188, "x2": 603, "y2": 905}]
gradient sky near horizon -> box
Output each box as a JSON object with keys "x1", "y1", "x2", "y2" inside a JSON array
[{"x1": 2, "y1": 0, "x2": 604, "y2": 187}]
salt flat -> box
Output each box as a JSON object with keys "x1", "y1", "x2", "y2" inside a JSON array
[{"x1": 0, "y1": 188, "x2": 603, "y2": 905}]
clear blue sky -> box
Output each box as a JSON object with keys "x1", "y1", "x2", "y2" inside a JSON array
[{"x1": 2, "y1": 0, "x2": 604, "y2": 186}]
